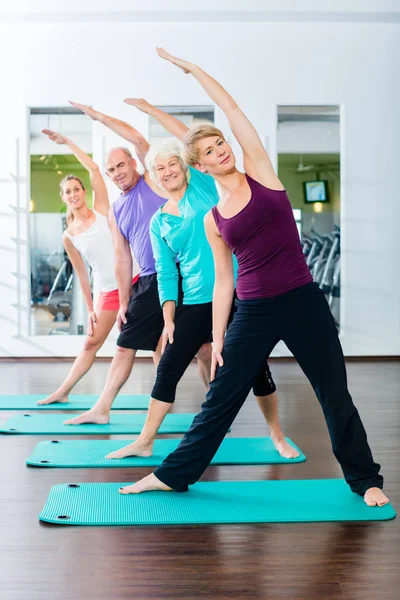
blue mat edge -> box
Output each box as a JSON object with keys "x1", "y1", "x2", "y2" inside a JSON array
[
  {"x1": 26, "y1": 437, "x2": 307, "y2": 467},
  {"x1": 0, "y1": 394, "x2": 150, "y2": 410},
  {"x1": 38, "y1": 480, "x2": 397, "y2": 525},
  {"x1": 0, "y1": 413, "x2": 202, "y2": 435}
]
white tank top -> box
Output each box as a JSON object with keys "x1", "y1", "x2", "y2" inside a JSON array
[{"x1": 64, "y1": 211, "x2": 117, "y2": 293}]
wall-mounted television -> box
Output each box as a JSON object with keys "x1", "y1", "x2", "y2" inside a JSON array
[{"x1": 303, "y1": 180, "x2": 329, "y2": 203}]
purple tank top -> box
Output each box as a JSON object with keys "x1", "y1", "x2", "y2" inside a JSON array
[
  {"x1": 211, "y1": 174, "x2": 313, "y2": 300},
  {"x1": 113, "y1": 177, "x2": 166, "y2": 276}
]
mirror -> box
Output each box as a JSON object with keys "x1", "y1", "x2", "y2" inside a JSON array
[
  {"x1": 29, "y1": 108, "x2": 93, "y2": 335},
  {"x1": 277, "y1": 105, "x2": 341, "y2": 328}
]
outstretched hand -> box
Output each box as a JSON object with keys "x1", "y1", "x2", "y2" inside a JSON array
[
  {"x1": 124, "y1": 98, "x2": 153, "y2": 114},
  {"x1": 156, "y1": 47, "x2": 194, "y2": 74},
  {"x1": 69, "y1": 100, "x2": 100, "y2": 121},
  {"x1": 42, "y1": 129, "x2": 67, "y2": 145}
]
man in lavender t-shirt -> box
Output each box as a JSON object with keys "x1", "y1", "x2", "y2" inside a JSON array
[{"x1": 63, "y1": 102, "x2": 209, "y2": 426}]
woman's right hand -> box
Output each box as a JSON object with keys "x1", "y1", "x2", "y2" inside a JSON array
[
  {"x1": 124, "y1": 98, "x2": 153, "y2": 114},
  {"x1": 42, "y1": 129, "x2": 67, "y2": 145},
  {"x1": 211, "y1": 339, "x2": 224, "y2": 382},
  {"x1": 161, "y1": 320, "x2": 175, "y2": 354},
  {"x1": 87, "y1": 311, "x2": 98, "y2": 337}
]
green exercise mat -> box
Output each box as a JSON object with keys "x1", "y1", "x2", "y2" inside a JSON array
[
  {"x1": 39, "y1": 479, "x2": 396, "y2": 525},
  {"x1": 26, "y1": 437, "x2": 305, "y2": 467},
  {"x1": 0, "y1": 413, "x2": 200, "y2": 435},
  {"x1": 0, "y1": 394, "x2": 150, "y2": 410}
]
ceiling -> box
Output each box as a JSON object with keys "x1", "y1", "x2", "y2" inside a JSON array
[{"x1": 1, "y1": 1, "x2": 399, "y2": 24}]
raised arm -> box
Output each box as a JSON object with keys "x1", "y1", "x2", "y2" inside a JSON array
[
  {"x1": 62, "y1": 234, "x2": 97, "y2": 336},
  {"x1": 204, "y1": 211, "x2": 235, "y2": 381},
  {"x1": 108, "y1": 208, "x2": 133, "y2": 331},
  {"x1": 69, "y1": 100, "x2": 150, "y2": 169},
  {"x1": 124, "y1": 98, "x2": 189, "y2": 143},
  {"x1": 156, "y1": 48, "x2": 283, "y2": 189},
  {"x1": 42, "y1": 129, "x2": 109, "y2": 217}
]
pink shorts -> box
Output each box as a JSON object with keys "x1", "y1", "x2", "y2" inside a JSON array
[{"x1": 96, "y1": 275, "x2": 140, "y2": 312}]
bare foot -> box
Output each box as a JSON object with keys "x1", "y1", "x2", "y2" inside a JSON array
[
  {"x1": 271, "y1": 436, "x2": 301, "y2": 459},
  {"x1": 63, "y1": 406, "x2": 109, "y2": 425},
  {"x1": 37, "y1": 393, "x2": 69, "y2": 406},
  {"x1": 364, "y1": 487, "x2": 389, "y2": 507},
  {"x1": 119, "y1": 473, "x2": 172, "y2": 494},
  {"x1": 106, "y1": 440, "x2": 154, "y2": 459}
]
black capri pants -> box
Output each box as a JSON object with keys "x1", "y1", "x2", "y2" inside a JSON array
[{"x1": 151, "y1": 300, "x2": 276, "y2": 403}]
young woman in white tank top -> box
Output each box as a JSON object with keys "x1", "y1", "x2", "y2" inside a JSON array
[{"x1": 37, "y1": 130, "x2": 138, "y2": 405}]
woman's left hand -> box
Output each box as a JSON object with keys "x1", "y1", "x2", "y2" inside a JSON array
[
  {"x1": 156, "y1": 47, "x2": 195, "y2": 74},
  {"x1": 124, "y1": 98, "x2": 153, "y2": 114},
  {"x1": 42, "y1": 129, "x2": 67, "y2": 145}
]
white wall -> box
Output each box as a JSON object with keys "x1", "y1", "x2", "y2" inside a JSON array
[{"x1": 0, "y1": 16, "x2": 399, "y2": 356}]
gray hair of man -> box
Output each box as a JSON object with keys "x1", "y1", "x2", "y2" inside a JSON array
[{"x1": 145, "y1": 138, "x2": 188, "y2": 183}]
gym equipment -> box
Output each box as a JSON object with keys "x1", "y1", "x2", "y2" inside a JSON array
[
  {"x1": 46, "y1": 258, "x2": 73, "y2": 320},
  {"x1": 26, "y1": 437, "x2": 306, "y2": 467},
  {"x1": 39, "y1": 479, "x2": 396, "y2": 525},
  {"x1": 302, "y1": 226, "x2": 341, "y2": 327}
]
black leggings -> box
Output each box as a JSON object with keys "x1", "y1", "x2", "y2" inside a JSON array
[
  {"x1": 155, "y1": 283, "x2": 383, "y2": 496},
  {"x1": 151, "y1": 301, "x2": 276, "y2": 403}
]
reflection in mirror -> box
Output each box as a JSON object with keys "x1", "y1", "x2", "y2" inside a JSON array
[
  {"x1": 277, "y1": 106, "x2": 340, "y2": 328},
  {"x1": 29, "y1": 108, "x2": 93, "y2": 335}
]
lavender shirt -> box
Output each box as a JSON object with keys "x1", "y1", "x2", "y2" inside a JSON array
[{"x1": 113, "y1": 177, "x2": 166, "y2": 276}]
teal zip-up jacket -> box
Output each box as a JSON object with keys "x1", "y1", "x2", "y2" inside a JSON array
[{"x1": 150, "y1": 166, "x2": 224, "y2": 306}]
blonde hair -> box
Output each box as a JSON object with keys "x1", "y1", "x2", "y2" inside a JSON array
[
  {"x1": 145, "y1": 138, "x2": 187, "y2": 182},
  {"x1": 59, "y1": 174, "x2": 86, "y2": 226},
  {"x1": 182, "y1": 125, "x2": 225, "y2": 167}
]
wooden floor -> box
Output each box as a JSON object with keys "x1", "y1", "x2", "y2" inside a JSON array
[{"x1": 0, "y1": 359, "x2": 399, "y2": 600}]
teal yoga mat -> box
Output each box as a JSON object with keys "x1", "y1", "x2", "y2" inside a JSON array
[
  {"x1": 26, "y1": 437, "x2": 306, "y2": 467},
  {"x1": 0, "y1": 394, "x2": 150, "y2": 410},
  {"x1": 39, "y1": 479, "x2": 396, "y2": 525},
  {"x1": 0, "y1": 413, "x2": 200, "y2": 435}
]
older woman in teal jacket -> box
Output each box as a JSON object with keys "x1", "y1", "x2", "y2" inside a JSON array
[{"x1": 107, "y1": 108, "x2": 298, "y2": 465}]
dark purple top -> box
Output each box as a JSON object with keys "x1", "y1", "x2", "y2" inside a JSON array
[{"x1": 211, "y1": 174, "x2": 313, "y2": 300}]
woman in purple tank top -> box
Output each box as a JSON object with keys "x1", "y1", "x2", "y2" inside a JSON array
[{"x1": 129, "y1": 49, "x2": 388, "y2": 508}]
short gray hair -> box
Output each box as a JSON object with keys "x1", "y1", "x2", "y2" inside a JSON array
[{"x1": 145, "y1": 138, "x2": 187, "y2": 182}]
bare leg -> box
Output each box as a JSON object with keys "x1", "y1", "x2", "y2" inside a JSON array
[
  {"x1": 364, "y1": 488, "x2": 389, "y2": 507},
  {"x1": 196, "y1": 342, "x2": 212, "y2": 391},
  {"x1": 37, "y1": 310, "x2": 117, "y2": 405},
  {"x1": 109, "y1": 345, "x2": 211, "y2": 461},
  {"x1": 106, "y1": 398, "x2": 172, "y2": 459},
  {"x1": 63, "y1": 346, "x2": 136, "y2": 425},
  {"x1": 256, "y1": 391, "x2": 300, "y2": 459}
]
